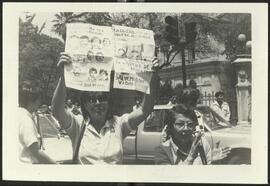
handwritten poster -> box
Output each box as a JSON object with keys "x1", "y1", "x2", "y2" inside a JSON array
[
  {"x1": 64, "y1": 23, "x2": 155, "y2": 93},
  {"x1": 65, "y1": 23, "x2": 114, "y2": 92},
  {"x1": 113, "y1": 25, "x2": 155, "y2": 94}
]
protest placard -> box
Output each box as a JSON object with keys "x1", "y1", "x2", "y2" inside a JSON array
[
  {"x1": 64, "y1": 23, "x2": 155, "y2": 93},
  {"x1": 113, "y1": 25, "x2": 155, "y2": 94},
  {"x1": 64, "y1": 23, "x2": 114, "y2": 92}
]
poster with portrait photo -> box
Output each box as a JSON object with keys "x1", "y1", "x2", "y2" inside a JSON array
[
  {"x1": 113, "y1": 25, "x2": 155, "y2": 93},
  {"x1": 65, "y1": 23, "x2": 114, "y2": 91},
  {"x1": 65, "y1": 58, "x2": 113, "y2": 92}
]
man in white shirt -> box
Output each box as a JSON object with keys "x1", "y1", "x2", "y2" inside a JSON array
[
  {"x1": 211, "y1": 91, "x2": 231, "y2": 122},
  {"x1": 18, "y1": 81, "x2": 56, "y2": 164}
]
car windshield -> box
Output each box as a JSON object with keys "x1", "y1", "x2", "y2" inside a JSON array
[
  {"x1": 37, "y1": 114, "x2": 60, "y2": 138},
  {"x1": 197, "y1": 106, "x2": 231, "y2": 131},
  {"x1": 144, "y1": 110, "x2": 165, "y2": 132}
]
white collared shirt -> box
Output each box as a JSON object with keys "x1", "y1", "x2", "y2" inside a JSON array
[
  {"x1": 18, "y1": 107, "x2": 40, "y2": 163},
  {"x1": 162, "y1": 137, "x2": 212, "y2": 165},
  {"x1": 211, "y1": 100, "x2": 231, "y2": 122},
  {"x1": 66, "y1": 113, "x2": 132, "y2": 164}
]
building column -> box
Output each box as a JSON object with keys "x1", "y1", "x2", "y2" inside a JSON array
[{"x1": 233, "y1": 55, "x2": 251, "y2": 125}]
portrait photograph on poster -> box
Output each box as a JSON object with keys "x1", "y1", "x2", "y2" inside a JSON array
[{"x1": 2, "y1": 2, "x2": 268, "y2": 184}]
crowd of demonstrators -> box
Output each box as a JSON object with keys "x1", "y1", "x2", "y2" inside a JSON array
[
  {"x1": 51, "y1": 53, "x2": 159, "y2": 164},
  {"x1": 18, "y1": 82, "x2": 56, "y2": 164},
  {"x1": 210, "y1": 91, "x2": 231, "y2": 122}
]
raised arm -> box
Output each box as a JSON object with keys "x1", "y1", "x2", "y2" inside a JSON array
[
  {"x1": 51, "y1": 53, "x2": 72, "y2": 129},
  {"x1": 127, "y1": 58, "x2": 160, "y2": 129}
]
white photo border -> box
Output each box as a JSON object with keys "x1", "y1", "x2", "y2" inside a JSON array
[{"x1": 3, "y1": 2, "x2": 268, "y2": 184}]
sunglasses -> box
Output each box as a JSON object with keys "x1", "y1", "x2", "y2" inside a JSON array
[{"x1": 85, "y1": 94, "x2": 109, "y2": 104}]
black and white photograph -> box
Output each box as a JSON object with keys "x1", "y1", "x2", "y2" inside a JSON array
[{"x1": 2, "y1": 2, "x2": 268, "y2": 184}]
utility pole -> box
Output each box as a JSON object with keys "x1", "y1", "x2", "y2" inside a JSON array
[
  {"x1": 165, "y1": 14, "x2": 188, "y2": 88},
  {"x1": 181, "y1": 47, "x2": 187, "y2": 88}
]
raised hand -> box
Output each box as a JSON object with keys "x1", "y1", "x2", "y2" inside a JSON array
[
  {"x1": 186, "y1": 131, "x2": 203, "y2": 164},
  {"x1": 212, "y1": 141, "x2": 231, "y2": 162},
  {"x1": 57, "y1": 52, "x2": 72, "y2": 76}
]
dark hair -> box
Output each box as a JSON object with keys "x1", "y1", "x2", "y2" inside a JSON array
[
  {"x1": 179, "y1": 87, "x2": 200, "y2": 107},
  {"x1": 99, "y1": 69, "x2": 108, "y2": 75},
  {"x1": 19, "y1": 82, "x2": 41, "y2": 108},
  {"x1": 189, "y1": 79, "x2": 197, "y2": 89},
  {"x1": 164, "y1": 104, "x2": 198, "y2": 139},
  {"x1": 80, "y1": 35, "x2": 89, "y2": 40},
  {"x1": 134, "y1": 94, "x2": 142, "y2": 101},
  {"x1": 89, "y1": 68, "x2": 97, "y2": 73},
  {"x1": 215, "y1": 91, "x2": 224, "y2": 97}
]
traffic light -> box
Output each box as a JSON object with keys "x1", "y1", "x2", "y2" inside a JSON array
[
  {"x1": 185, "y1": 22, "x2": 197, "y2": 43},
  {"x1": 164, "y1": 16, "x2": 179, "y2": 46}
]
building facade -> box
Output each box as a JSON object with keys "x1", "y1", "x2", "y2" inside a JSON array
[{"x1": 158, "y1": 57, "x2": 238, "y2": 124}]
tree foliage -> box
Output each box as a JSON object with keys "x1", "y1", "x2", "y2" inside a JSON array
[
  {"x1": 182, "y1": 13, "x2": 251, "y2": 60},
  {"x1": 51, "y1": 12, "x2": 251, "y2": 62},
  {"x1": 19, "y1": 16, "x2": 65, "y2": 104},
  {"x1": 18, "y1": 12, "x2": 251, "y2": 106},
  {"x1": 51, "y1": 12, "x2": 88, "y2": 41}
]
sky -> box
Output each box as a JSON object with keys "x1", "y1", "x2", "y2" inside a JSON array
[{"x1": 29, "y1": 12, "x2": 63, "y2": 41}]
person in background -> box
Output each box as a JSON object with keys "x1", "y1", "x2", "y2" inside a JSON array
[
  {"x1": 133, "y1": 95, "x2": 142, "y2": 111},
  {"x1": 51, "y1": 53, "x2": 159, "y2": 164},
  {"x1": 18, "y1": 82, "x2": 56, "y2": 164},
  {"x1": 211, "y1": 91, "x2": 231, "y2": 122},
  {"x1": 65, "y1": 99, "x2": 73, "y2": 111},
  {"x1": 188, "y1": 79, "x2": 201, "y2": 105},
  {"x1": 167, "y1": 95, "x2": 177, "y2": 105}
]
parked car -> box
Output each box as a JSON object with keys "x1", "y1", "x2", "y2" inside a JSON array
[
  {"x1": 37, "y1": 114, "x2": 73, "y2": 163},
  {"x1": 37, "y1": 105, "x2": 251, "y2": 165},
  {"x1": 123, "y1": 104, "x2": 251, "y2": 165}
]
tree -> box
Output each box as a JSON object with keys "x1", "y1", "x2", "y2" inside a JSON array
[
  {"x1": 182, "y1": 13, "x2": 251, "y2": 60},
  {"x1": 51, "y1": 12, "x2": 87, "y2": 41},
  {"x1": 19, "y1": 16, "x2": 65, "y2": 104},
  {"x1": 159, "y1": 80, "x2": 173, "y2": 103}
]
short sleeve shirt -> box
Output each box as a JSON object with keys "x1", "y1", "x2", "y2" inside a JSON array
[
  {"x1": 165, "y1": 137, "x2": 212, "y2": 165},
  {"x1": 18, "y1": 108, "x2": 40, "y2": 163},
  {"x1": 65, "y1": 112, "x2": 132, "y2": 164},
  {"x1": 211, "y1": 101, "x2": 231, "y2": 121},
  {"x1": 169, "y1": 137, "x2": 212, "y2": 165}
]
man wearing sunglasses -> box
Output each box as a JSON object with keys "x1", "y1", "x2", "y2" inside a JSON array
[{"x1": 52, "y1": 52, "x2": 159, "y2": 164}]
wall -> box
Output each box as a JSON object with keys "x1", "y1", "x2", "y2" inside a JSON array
[{"x1": 159, "y1": 59, "x2": 238, "y2": 124}]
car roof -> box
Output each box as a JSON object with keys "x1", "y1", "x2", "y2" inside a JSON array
[
  {"x1": 153, "y1": 104, "x2": 175, "y2": 110},
  {"x1": 153, "y1": 104, "x2": 208, "y2": 110}
]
